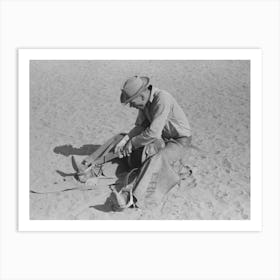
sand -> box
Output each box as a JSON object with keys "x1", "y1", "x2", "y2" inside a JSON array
[{"x1": 29, "y1": 60, "x2": 250, "y2": 220}]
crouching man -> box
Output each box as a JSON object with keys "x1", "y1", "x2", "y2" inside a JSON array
[{"x1": 114, "y1": 76, "x2": 192, "y2": 209}]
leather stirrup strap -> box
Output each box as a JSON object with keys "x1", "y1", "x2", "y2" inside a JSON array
[
  {"x1": 80, "y1": 133, "x2": 125, "y2": 169},
  {"x1": 93, "y1": 151, "x2": 120, "y2": 165}
]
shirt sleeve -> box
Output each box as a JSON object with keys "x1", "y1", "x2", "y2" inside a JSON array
[
  {"x1": 127, "y1": 110, "x2": 150, "y2": 139},
  {"x1": 131, "y1": 94, "x2": 170, "y2": 148}
]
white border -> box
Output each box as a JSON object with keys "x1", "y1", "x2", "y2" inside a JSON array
[{"x1": 18, "y1": 49, "x2": 262, "y2": 231}]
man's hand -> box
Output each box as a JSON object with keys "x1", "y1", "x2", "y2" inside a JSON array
[
  {"x1": 114, "y1": 135, "x2": 130, "y2": 158},
  {"x1": 122, "y1": 140, "x2": 133, "y2": 157}
]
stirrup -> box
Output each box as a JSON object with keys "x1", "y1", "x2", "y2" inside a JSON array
[
  {"x1": 122, "y1": 168, "x2": 139, "y2": 192},
  {"x1": 110, "y1": 186, "x2": 136, "y2": 209}
]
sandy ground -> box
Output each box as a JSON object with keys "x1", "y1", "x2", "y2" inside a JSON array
[{"x1": 30, "y1": 60, "x2": 250, "y2": 220}]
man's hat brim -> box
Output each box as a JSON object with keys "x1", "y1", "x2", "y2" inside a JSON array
[{"x1": 120, "y1": 76, "x2": 150, "y2": 105}]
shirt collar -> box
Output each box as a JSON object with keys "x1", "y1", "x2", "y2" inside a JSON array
[{"x1": 148, "y1": 86, "x2": 159, "y2": 103}]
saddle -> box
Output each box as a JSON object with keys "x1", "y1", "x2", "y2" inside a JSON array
[
  {"x1": 74, "y1": 133, "x2": 193, "y2": 210},
  {"x1": 75, "y1": 133, "x2": 166, "y2": 183}
]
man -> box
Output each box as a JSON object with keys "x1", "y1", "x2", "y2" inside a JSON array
[{"x1": 114, "y1": 76, "x2": 192, "y2": 209}]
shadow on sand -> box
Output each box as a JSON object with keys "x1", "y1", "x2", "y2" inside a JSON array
[
  {"x1": 90, "y1": 193, "x2": 121, "y2": 213},
  {"x1": 54, "y1": 143, "x2": 102, "y2": 178},
  {"x1": 53, "y1": 144, "x2": 101, "y2": 157}
]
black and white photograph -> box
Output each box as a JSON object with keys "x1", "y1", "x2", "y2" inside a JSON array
[
  {"x1": 2, "y1": 1, "x2": 280, "y2": 280},
  {"x1": 27, "y1": 55, "x2": 252, "y2": 221}
]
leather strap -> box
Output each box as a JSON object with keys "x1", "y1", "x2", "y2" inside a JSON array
[
  {"x1": 79, "y1": 133, "x2": 125, "y2": 171},
  {"x1": 93, "y1": 151, "x2": 120, "y2": 165}
]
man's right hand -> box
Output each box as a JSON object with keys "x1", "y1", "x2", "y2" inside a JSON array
[{"x1": 114, "y1": 135, "x2": 130, "y2": 158}]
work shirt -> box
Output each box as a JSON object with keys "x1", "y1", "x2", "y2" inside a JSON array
[{"x1": 129, "y1": 86, "x2": 191, "y2": 149}]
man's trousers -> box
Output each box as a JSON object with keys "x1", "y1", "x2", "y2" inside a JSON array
[{"x1": 129, "y1": 136, "x2": 192, "y2": 209}]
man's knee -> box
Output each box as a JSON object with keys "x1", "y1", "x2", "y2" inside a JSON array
[
  {"x1": 141, "y1": 139, "x2": 165, "y2": 163},
  {"x1": 162, "y1": 140, "x2": 188, "y2": 163}
]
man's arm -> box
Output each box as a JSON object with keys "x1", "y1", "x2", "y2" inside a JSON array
[
  {"x1": 115, "y1": 110, "x2": 149, "y2": 157},
  {"x1": 127, "y1": 110, "x2": 149, "y2": 139},
  {"x1": 131, "y1": 94, "x2": 170, "y2": 149}
]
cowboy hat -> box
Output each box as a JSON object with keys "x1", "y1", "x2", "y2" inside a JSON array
[{"x1": 120, "y1": 76, "x2": 150, "y2": 105}]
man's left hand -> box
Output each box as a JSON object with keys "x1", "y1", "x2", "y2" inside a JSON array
[{"x1": 122, "y1": 140, "x2": 133, "y2": 157}]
